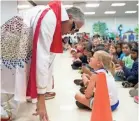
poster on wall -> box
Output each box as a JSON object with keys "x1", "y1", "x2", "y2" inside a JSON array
[{"x1": 92, "y1": 21, "x2": 138, "y2": 41}]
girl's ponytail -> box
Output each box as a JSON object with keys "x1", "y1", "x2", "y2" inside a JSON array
[{"x1": 109, "y1": 61, "x2": 115, "y2": 76}]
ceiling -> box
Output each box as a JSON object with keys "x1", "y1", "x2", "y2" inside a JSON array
[{"x1": 32, "y1": 0, "x2": 138, "y2": 17}]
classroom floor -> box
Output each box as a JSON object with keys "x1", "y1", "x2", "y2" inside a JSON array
[{"x1": 15, "y1": 51, "x2": 138, "y2": 121}]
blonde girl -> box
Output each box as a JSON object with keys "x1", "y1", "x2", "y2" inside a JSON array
[{"x1": 75, "y1": 50, "x2": 119, "y2": 111}]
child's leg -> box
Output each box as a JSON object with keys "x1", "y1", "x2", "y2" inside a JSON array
[
  {"x1": 82, "y1": 77, "x2": 90, "y2": 86},
  {"x1": 75, "y1": 92, "x2": 90, "y2": 108},
  {"x1": 82, "y1": 66, "x2": 92, "y2": 76},
  {"x1": 127, "y1": 76, "x2": 138, "y2": 85},
  {"x1": 114, "y1": 70, "x2": 125, "y2": 81}
]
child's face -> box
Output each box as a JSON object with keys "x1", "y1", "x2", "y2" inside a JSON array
[
  {"x1": 122, "y1": 44, "x2": 130, "y2": 55},
  {"x1": 104, "y1": 44, "x2": 109, "y2": 51},
  {"x1": 116, "y1": 45, "x2": 121, "y2": 53},
  {"x1": 71, "y1": 51, "x2": 76, "y2": 57},
  {"x1": 77, "y1": 45, "x2": 83, "y2": 50},
  {"x1": 131, "y1": 51, "x2": 137, "y2": 60},
  {"x1": 83, "y1": 50, "x2": 88, "y2": 56},
  {"x1": 93, "y1": 39, "x2": 100, "y2": 47},
  {"x1": 87, "y1": 52, "x2": 93, "y2": 62},
  {"x1": 89, "y1": 53, "x2": 101, "y2": 69},
  {"x1": 109, "y1": 45, "x2": 116, "y2": 54}
]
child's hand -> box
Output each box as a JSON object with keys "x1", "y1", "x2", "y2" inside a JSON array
[
  {"x1": 115, "y1": 64, "x2": 120, "y2": 68},
  {"x1": 115, "y1": 66, "x2": 122, "y2": 71},
  {"x1": 82, "y1": 74, "x2": 89, "y2": 85},
  {"x1": 118, "y1": 60, "x2": 125, "y2": 67},
  {"x1": 85, "y1": 74, "x2": 97, "y2": 99}
]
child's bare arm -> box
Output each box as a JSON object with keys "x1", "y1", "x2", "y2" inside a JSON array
[
  {"x1": 85, "y1": 74, "x2": 90, "y2": 79},
  {"x1": 82, "y1": 66, "x2": 92, "y2": 75},
  {"x1": 85, "y1": 74, "x2": 97, "y2": 99}
]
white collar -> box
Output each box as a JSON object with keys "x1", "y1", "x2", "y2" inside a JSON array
[{"x1": 95, "y1": 69, "x2": 107, "y2": 73}]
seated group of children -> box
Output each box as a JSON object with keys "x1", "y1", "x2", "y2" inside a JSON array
[{"x1": 69, "y1": 35, "x2": 138, "y2": 111}]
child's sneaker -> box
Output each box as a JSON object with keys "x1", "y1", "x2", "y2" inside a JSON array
[
  {"x1": 75, "y1": 101, "x2": 91, "y2": 110},
  {"x1": 79, "y1": 87, "x2": 87, "y2": 94},
  {"x1": 74, "y1": 79, "x2": 83, "y2": 85},
  {"x1": 134, "y1": 96, "x2": 139, "y2": 104}
]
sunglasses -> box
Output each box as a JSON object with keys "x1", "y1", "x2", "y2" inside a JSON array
[{"x1": 71, "y1": 21, "x2": 79, "y2": 32}]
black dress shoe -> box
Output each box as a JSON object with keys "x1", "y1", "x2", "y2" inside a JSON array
[{"x1": 76, "y1": 101, "x2": 91, "y2": 110}]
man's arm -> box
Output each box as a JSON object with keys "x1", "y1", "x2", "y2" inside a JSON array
[{"x1": 33, "y1": 9, "x2": 57, "y2": 94}]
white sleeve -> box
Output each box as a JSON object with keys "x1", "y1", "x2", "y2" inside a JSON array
[{"x1": 34, "y1": 9, "x2": 56, "y2": 94}]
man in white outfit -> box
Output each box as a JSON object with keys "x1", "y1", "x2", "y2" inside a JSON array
[{"x1": 1, "y1": 1, "x2": 85, "y2": 121}]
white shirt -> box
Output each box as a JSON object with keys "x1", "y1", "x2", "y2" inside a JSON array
[
  {"x1": 31, "y1": 4, "x2": 69, "y2": 94},
  {"x1": 96, "y1": 69, "x2": 118, "y2": 106},
  {"x1": 1, "y1": 4, "x2": 69, "y2": 102}
]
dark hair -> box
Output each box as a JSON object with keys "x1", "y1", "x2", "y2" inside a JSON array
[
  {"x1": 83, "y1": 32, "x2": 86, "y2": 35},
  {"x1": 131, "y1": 47, "x2": 138, "y2": 54},
  {"x1": 122, "y1": 42, "x2": 132, "y2": 49},
  {"x1": 83, "y1": 47, "x2": 89, "y2": 51},
  {"x1": 93, "y1": 34, "x2": 100, "y2": 39},
  {"x1": 116, "y1": 42, "x2": 123, "y2": 48},
  {"x1": 94, "y1": 44, "x2": 106, "y2": 52},
  {"x1": 131, "y1": 42, "x2": 138, "y2": 48}
]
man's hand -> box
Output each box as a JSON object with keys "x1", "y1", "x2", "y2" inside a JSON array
[{"x1": 33, "y1": 94, "x2": 49, "y2": 121}]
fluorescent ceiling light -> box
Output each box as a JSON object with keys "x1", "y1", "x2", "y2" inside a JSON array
[
  {"x1": 137, "y1": 3, "x2": 139, "y2": 6},
  {"x1": 111, "y1": 3, "x2": 126, "y2": 6},
  {"x1": 84, "y1": 12, "x2": 95, "y2": 15},
  {"x1": 86, "y1": 4, "x2": 99, "y2": 7},
  {"x1": 18, "y1": 5, "x2": 31, "y2": 9},
  {"x1": 64, "y1": 5, "x2": 73, "y2": 8},
  {"x1": 125, "y1": 11, "x2": 137, "y2": 13},
  {"x1": 104, "y1": 11, "x2": 116, "y2": 14}
]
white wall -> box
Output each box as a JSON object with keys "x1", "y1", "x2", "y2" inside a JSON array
[
  {"x1": 18, "y1": 1, "x2": 33, "y2": 14},
  {"x1": 1, "y1": 1, "x2": 17, "y2": 25},
  {"x1": 80, "y1": 16, "x2": 138, "y2": 36},
  {"x1": 1, "y1": 0, "x2": 33, "y2": 26}
]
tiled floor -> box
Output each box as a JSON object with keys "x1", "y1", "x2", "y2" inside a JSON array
[{"x1": 15, "y1": 51, "x2": 138, "y2": 121}]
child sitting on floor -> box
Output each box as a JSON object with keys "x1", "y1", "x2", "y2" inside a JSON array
[
  {"x1": 121, "y1": 42, "x2": 134, "y2": 68},
  {"x1": 91, "y1": 35, "x2": 101, "y2": 52},
  {"x1": 74, "y1": 44, "x2": 106, "y2": 88},
  {"x1": 115, "y1": 42, "x2": 134, "y2": 81},
  {"x1": 71, "y1": 47, "x2": 89, "y2": 70},
  {"x1": 117, "y1": 47, "x2": 138, "y2": 88},
  {"x1": 75, "y1": 50, "x2": 119, "y2": 111},
  {"x1": 116, "y1": 42, "x2": 125, "y2": 60},
  {"x1": 109, "y1": 44, "x2": 119, "y2": 64},
  {"x1": 71, "y1": 48, "x2": 77, "y2": 59},
  {"x1": 104, "y1": 42, "x2": 110, "y2": 52}
]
